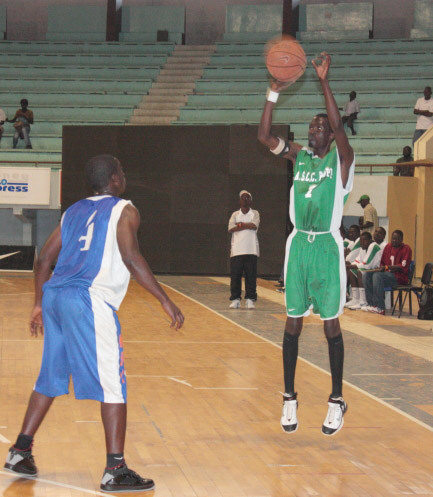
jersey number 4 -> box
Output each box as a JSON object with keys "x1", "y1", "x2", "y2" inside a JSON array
[
  {"x1": 79, "y1": 211, "x2": 97, "y2": 251},
  {"x1": 305, "y1": 184, "x2": 318, "y2": 198}
]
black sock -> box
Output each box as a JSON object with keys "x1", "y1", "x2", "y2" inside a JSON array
[
  {"x1": 283, "y1": 332, "x2": 299, "y2": 395},
  {"x1": 327, "y1": 333, "x2": 344, "y2": 398},
  {"x1": 14, "y1": 433, "x2": 33, "y2": 451},
  {"x1": 107, "y1": 453, "x2": 125, "y2": 468}
]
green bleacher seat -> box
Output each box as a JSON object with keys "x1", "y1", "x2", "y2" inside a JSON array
[{"x1": 0, "y1": 41, "x2": 175, "y2": 55}]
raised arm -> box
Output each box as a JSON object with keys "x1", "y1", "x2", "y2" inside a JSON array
[
  {"x1": 312, "y1": 53, "x2": 354, "y2": 187},
  {"x1": 257, "y1": 80, "x2": 302, "y2": 162},
  {"x1": 117, "y1": 204, "x2": 184, "y2": 330},
  {"x1": 30, "y1": 224, "x2": 62, "y2": 336}
]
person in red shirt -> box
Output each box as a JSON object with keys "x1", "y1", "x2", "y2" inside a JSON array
[{"x1": 362, "y1": 230, "x2": 412, "y2": 315}]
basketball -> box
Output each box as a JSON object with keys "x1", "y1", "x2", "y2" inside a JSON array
[{"x1": 265, "y1": 37, "x2": 307, "y2": 83}]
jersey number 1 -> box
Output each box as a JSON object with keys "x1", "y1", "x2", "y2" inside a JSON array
[
  {"x1": 305, "y1": 184, "x2": 318, "y2": 198},
  {"x1": 79, "y1": 211, "x2": 97, "y2": 251}
]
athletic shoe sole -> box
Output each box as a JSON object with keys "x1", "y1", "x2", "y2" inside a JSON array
[
  {"x1": 3, "y1": 465, "x2": 38, "y2": 478},
  {"x1": 100, "y1": 485, "x2": 155, "y2": 493}
]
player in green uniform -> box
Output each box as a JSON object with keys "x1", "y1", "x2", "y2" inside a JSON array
[{"x1": 258, "y1": 53, "x2": 355, "y2": 436}]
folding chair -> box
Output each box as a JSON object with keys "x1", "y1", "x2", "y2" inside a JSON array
[
  {"x1": 391, "y1": 261, "x2": 416, "y2": 318},
  {"x1": 392, "y1": 262, "x2": 433, "y2": 318}
]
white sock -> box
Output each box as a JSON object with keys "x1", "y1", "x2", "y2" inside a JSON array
[
  {"x1": 359, "y1": 288, "x2": 366, "y2": 305},
  {"x1": 352, "y1": 287, "x2": 360, "y2": 301}
]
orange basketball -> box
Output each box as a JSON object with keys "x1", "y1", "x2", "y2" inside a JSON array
[{"x1": 265, "y1": 37, "x2": 307, "y2": 83}]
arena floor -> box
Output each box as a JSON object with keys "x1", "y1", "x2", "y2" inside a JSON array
[{"x1": 1, "y1": 274, "x2": 433, "y2": 497}]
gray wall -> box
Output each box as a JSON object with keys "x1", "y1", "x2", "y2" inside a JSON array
[
  {"x1": 0, "y1": 0, "x2": 416, "y2": 42},
  {"x1": 0, "y1": 208, "x2": 60, "y2": 254},
  {"x1": 299, "y1": 0, "x2": 416, "y2": 39}
]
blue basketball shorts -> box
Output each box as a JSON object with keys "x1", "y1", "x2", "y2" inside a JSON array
[{"x1": 34, "y1": 285, "x2": 127, "y2": 403}]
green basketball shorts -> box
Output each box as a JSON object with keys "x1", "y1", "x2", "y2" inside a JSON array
[{"x1": 284, "y1": 229, "x2": 346, "y2": 320}]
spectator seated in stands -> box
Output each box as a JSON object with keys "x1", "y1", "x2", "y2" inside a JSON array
[
  {"x1": 345, "y1": 231, "x2": 382, "y2": 310},
  {"x1": 373, "y1": 226, "x2": 387, "y2": 251},
  {"x1": 345, "y1": 224, "x2": 361, "y2": 261},
  {"x1": 394, "y1": 146, "x2": 414, "y2": 177},
  {"x1": 363, "y1": 229, "x2": 412, "y2": 315},
  {"x1": 413, "y1": 86, "x2": 433, "y2": 144},
  {"x1": 340, "y1": 224, "x2": 350, "y2": 251},
  {"x1": 341, "y1": 91, "x2": 360, "y2": 136},
  {"x1": 0, "y1": 107, "x2": 5, "y2": 143},
  {"x1": 7, "y1": 99, "x2": 34, "y2": 149}
]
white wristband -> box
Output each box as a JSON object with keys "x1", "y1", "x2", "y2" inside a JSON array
[{"x1": 267, "y1": 89, "x2": 279, "y2": 103}]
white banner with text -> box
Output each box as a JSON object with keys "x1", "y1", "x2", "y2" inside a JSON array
[{"x1": 0, "y1": 167, "x2": 51, "y2": 205}]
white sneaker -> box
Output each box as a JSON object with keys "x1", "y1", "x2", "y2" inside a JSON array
[
  {"x1": 322, "y1": 397, "x2": 347, "y2": 436},
  {"x1": 229, "y1": 299, "x2": 240, "y2": 309},
  {"x1": 246, "y1": 299, "x2": 255, "y2": 309},
  {"x1": 348, "y1": 302, "x2": 361, "y2": 310},
  {"x1": 280, "y1": 393, "x2": 298, "y2": 433},
  {"x1": 361, "y1": 305, "x2": 372, "y2": 311},
  {"x1": 344, "y1": 299, "x2": 357, "y2": 308}
]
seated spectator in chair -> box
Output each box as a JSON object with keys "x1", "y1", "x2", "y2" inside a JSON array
[
  {"x1": 394, "y1": 146, "x2": 414, "y2": 177},
  {"x1": 413, "y1": 86, "x2": 433, "y2": 144},
  {"x1": 373, "y1": 226, "x2": 387, "y2": 251},
  {"x1": 7, "y1": 99, "x2": 33, "y2": 149},
  {"x1": 363, "y1": 230, "x2": 412, "y2": 315},
  {"x1": 345, "y1": 224, "x2": 361, "y2": 261},
  {"x1": 345, "y1": 232, "x2": 382, "y2": 310},
  {"x1": 0, "y1": 107, "x2": 6, "y2": 143},
  {"x1": 342, "y1": 91, "x2": 360, "y2": 136}
]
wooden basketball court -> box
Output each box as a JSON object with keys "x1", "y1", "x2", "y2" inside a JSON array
[{"x1": 1, "y1": 274, "x2": 433, "y2": 497}]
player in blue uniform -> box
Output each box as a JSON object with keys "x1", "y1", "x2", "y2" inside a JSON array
[{"x1": 4, "y1": 154, "x2": 184, "y2": 493}]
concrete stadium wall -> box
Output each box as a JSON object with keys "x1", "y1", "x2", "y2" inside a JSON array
[{"x1": 1, "y1": 0, "x2": 416, "y2": 43}]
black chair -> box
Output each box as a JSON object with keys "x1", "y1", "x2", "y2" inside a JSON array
[{"x1": 392, "y1": 262, "x2": 433, "y2": 318}]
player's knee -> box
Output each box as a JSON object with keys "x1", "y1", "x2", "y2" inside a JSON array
[
  {"x1": 284, "y1": 317, "x2": 303, "y2": 335},
  {"x1": 323, "y1": 318, "x2": 341, "y2": 338}
]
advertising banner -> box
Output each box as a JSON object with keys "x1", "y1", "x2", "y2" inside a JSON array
[{"x1": 0, "y1": 167, "x2": 51, "y2": 205}]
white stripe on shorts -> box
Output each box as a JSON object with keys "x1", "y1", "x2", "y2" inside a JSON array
[
  {"x1": 324, "y1": 231, "x2": 347, "y2": 321},
  {"x1": 90, "y1": 289, "x2": 125, "y2": 403}
]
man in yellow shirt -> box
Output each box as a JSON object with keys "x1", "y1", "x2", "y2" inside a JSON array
[{"x1": 358, "y1": 194, "x2": 378, "y2": 235}]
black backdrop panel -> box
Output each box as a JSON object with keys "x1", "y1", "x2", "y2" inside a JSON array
[{"x1": 62, "y1": 125, "x2": 289, "y2": 275}]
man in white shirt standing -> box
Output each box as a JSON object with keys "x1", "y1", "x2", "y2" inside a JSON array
[
  {"x1": 228, "y1": 190, "x2": 260, "y2": 309},
  {"x1": 413, "y1": 86, "x2": 433, "y2": 144},
  {"x1": 0, "y1": 107, "x2": 6, "y2": 143},
  {"x1": 342, "y1": 91, "x2": 360, "y2": 136}
]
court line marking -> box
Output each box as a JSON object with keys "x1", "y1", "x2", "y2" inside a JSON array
[
  {"x1": 0, "y1": 470, "x2": 109, "y2": 496},
  {"x1": 0, "y1": 292, "x2": 34, "y2": 296},
  {"x1": 194, "y1": 387, "x2": 258, "y2": 390},
  {"x1": 353, "y1": 373, "x2": 433, "y2": 376},
  {"x1": 123, "y1": 340, "x2": 266, "y2": 344},
  {"x1": 161, "y1": 282, "x2": 433, "y2": 434},
  {"x1": 0, "y1": 434, "x2": 11, "y2": 443},
  {"x1": 169, "y1": 377, "x2": 192, "y2": 387}
]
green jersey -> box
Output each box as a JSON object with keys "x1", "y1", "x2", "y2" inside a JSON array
[{"x1": 290, "y1": 147, "x2": 355, "y2": 232}]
